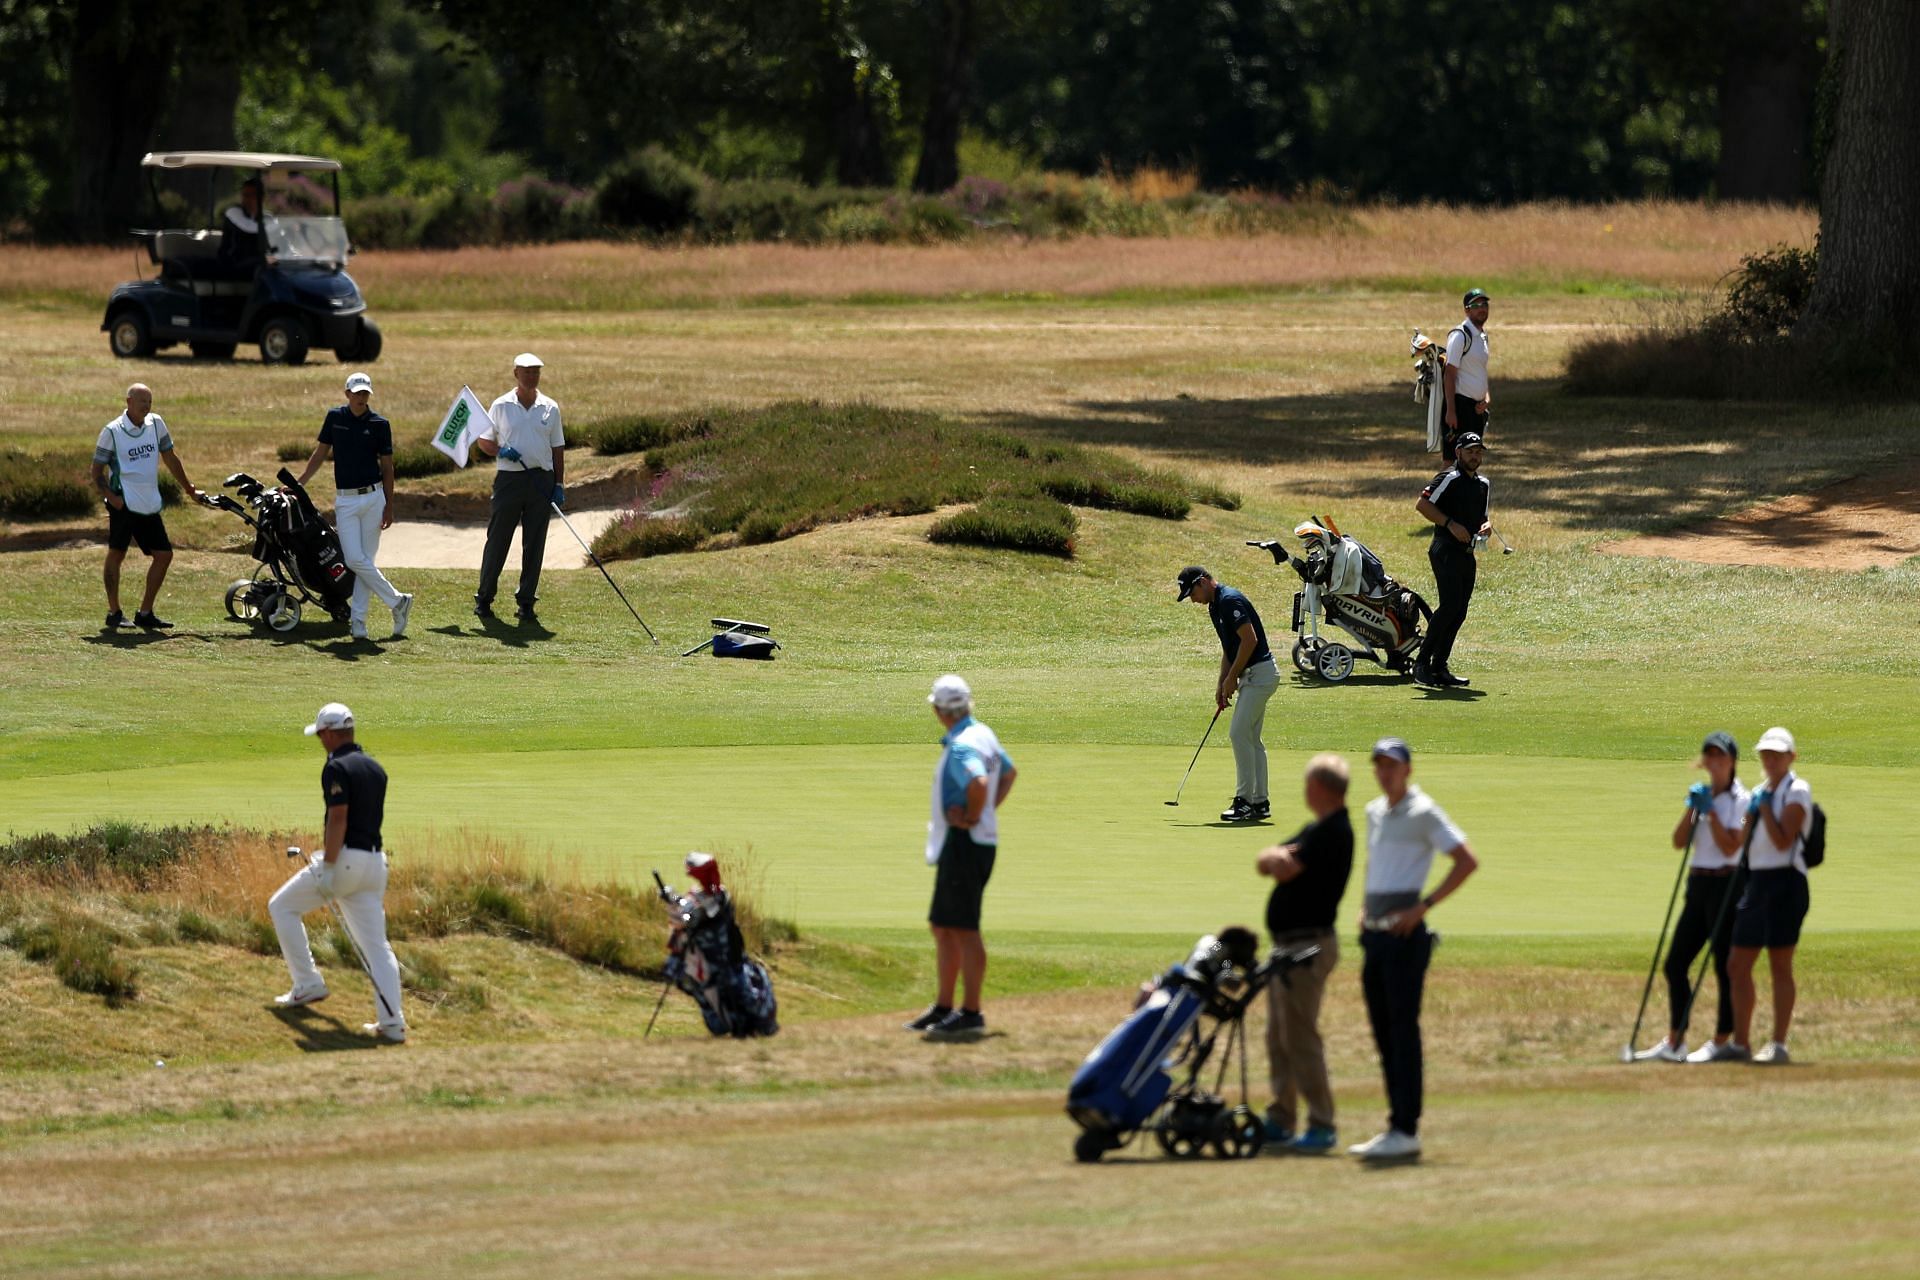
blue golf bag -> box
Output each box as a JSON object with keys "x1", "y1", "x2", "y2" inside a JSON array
[{"x1": 1067, "y1": 928, "x2": 1319, "y2": 1162}]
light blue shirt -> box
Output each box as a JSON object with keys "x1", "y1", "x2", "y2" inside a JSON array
[{"x1": 939, "y1": 715, "x2": 1015, "y2": 812}]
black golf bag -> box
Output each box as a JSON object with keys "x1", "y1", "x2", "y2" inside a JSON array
[
  {"x1": 652, "y1": 871, "x2": 779, "y2": 1038},
  {"x1": 1249, "y1": 514, "x2": 1431, "y2": 684},
  {"x1": 202, "y1": 469, "x2": 355, "y2": 631},
  {"x1": 1067, "y1": 927, "x2": 1319, "y2": 1163}
]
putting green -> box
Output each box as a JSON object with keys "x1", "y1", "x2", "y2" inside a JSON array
[{"x1": 10, "y1": 742, "x2": 1912, "y2": 935}]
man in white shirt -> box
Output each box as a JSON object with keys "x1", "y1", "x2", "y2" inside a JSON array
[
  {"x1": 89, "y1": 382, "x2": 203, "y2": 630},
  {"x1": 474, "y1": 352, "x2": 567, "y2": 625},
  {"x1": 1441, "y1": 288, "x2": 1491, "y2": 462},
  {"x1": 1728, "y1": 726, "x2": 1813, "y2": 1065},
  {"x1": 1350, "y1": 737, "x2": 1478, "y2": 1161}
]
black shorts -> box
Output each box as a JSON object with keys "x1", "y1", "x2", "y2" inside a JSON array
[
  {"x1": 107, "y1": 504, "x2": 171, "y2": 554},
  {"x1": 929, "y1": 827, "x2": 996, "y2": 931},
  {"x1": 1732, "y1": 868, "x2": 1809, "y2": 949}
]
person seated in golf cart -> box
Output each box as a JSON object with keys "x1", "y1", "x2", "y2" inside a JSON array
[{"x1": 217, "y1": 179, "x2": 269, "y2": 276}]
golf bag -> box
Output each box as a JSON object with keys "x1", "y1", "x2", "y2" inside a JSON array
[
  {"x1": 1410, "y1": 329, "x2": 1447, "y2": 453},
  {"x1": 652, "y1": 866, "x2": 779, "y2": 1038},
  {"x1": 201, "y1": 469, "x2": 354, "y2": 632},
  {"x1": 1248, "y1": 514, "x2": 1430, "y2": 684},
  {"x1": 1067, "y1": 928, "x2": 1319, "y2": 1163}
]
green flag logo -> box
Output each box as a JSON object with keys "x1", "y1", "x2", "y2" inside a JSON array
[{"x1": 439, "y1": 399, "x2": 469, "y2": 446}]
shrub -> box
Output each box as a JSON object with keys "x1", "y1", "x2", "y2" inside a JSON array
[
  {"x1": 0, "y1": 448, "x2": 92, "y2": 521},
  {"x1": 576, "y1": 414, "x2": 708, "y2": 455},
  {"x1": 592, "y1": 514, "x2": 705, "y2": 560},
  {"x1": 392, "y1": 444, "x2": 457, "y2": 479},
  {"x1": 1037, "y1": 473, "x2": 1190, "y2": 520},
  {"x1": 821, "y1": 202, "x2": 897, "y2": 245},
  {"x1": 598, "y1": 146, "x2": 706, "y2": 234},
  {"x1": 1714, "y1": 244, "x2": 1817, "y2": 341},
  {"x1": 5, "y1": 913, "x2": 139, "y2": 1002},
  {"x1": 0, "y1": 821, "x2": 196, "y2": 888},
  {"x1": 275, "y1": 440, "x2": 310, "y2": 463},
  {"x1": 413, "y1": 187, "x2": 497, "y2": 250},
  {"x1": 348, "y1": 195, "x2": 421, "y2": 250},
  {"x1": 697, "y1": 179, "x2": 843, "y2": 242},
  {"x1": 495, "y1": 178, "x2": 592, "y2": 243},
  {"x1": 930, "y1": 496, "x2": 1078, "y2": 558}
]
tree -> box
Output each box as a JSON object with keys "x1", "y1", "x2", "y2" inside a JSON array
[
  {"x1": 1714, "y1": 0, "x2": 1822, "y2": 201},
  {"x1": 1801, "y1": 0, "x2": 1920, "y2": 338},
  {"x1": 912, "y1": 0, "x2": 974, "y2": 193},
  {"x1": 66, "y1": 0, "x2": 173, "y2": 237}
]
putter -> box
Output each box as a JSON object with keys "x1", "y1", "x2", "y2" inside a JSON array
[
  {"x1": 1165, "y1": 706, "x2": 1225, "y2": 807},
  {"x1": 550, "y1": 501, "x2": 660, "y2": 643},
  {"x1": 1623, "y1": 815, "x2": 1698, "y2": 1062},
  {"x1": 1678, "y1": 810, "x2": 1762, "y2": 1036},
  {"x1": 287, "y1": 846, "x2": 399, "y2": 1023},
  {"x1": 1490, "y1": 526, "x2": 1514, "y2": 555}
]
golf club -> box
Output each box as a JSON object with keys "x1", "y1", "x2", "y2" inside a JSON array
[
  {"x1": 1165, "y1": 706, "x2": 1224, "y2": 807},
  {"x1": 1490, "y1": 526, "x2": 1515, "y2": 555},
  {"x1": 644, "y1": 870, "x2": 679, "y2": 1039},
  {"x1": 1622, "y1": 815, "x2": 1698, "y2": 1062},
  {"x1": 1678, "y1": 809, "x2": 1762, "y2": 1036},
  {"x1": 550, "y1": 502, "x2": 659, "y2": 643},
  {"x1": 287, "y1": 846, "x2": 399, "y2": 1023}
]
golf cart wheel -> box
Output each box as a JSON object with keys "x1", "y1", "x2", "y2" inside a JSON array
[
  {"x1": 258, "y1": 315, "x2": 311, "y2": 366},
  {"x1": 1211, "y1": 1107, "x2": 1265, "y2": 1160},
  {"x1": 224, "y1": 579, "x2": 261, "y2": 621},
  {"x1": 1153, "y1": 1125, "x2": 1207, "y2": 1161},
  {"x1": 1073, "y1": 1130, "x2": 1111, "y2": 1164},
  {"x1": 338, "y1": 317, "x2": 382, "y2": 363},
  {"x1": 108, "y1": 311, "x2": 153, "y2": 359},
  {"x1": 1315, "y1": 643, "x2": 1355, "y2": 683},
  {"x1": 1290, "y1": 638, "x2": 1318, "y2": 674},
  {"x1": 190, "y1": 341, "x2": 237, "y2": 361},
  {"x1": 263, "y1": 592, "x2": 302, "y2": 632}
]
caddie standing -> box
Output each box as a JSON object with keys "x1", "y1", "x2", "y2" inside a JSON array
[
  {"x1": 474, "y1": 352, "x2": 566, "y2": 626},
  {"x1": 268, "y1": 702, "x2": 406, "y2": 1043},
  {"x1": 1441, "y1": 288, "x2": 1491, "y2": 462},
  {"x1": 90, "y1": 382, "x2": 203, "y2": 631}
]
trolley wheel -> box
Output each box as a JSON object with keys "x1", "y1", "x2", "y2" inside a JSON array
[
  {"x1": 224, "y1": 579, "x2": 260, "y2": 621},
  {"x1": 1290, "y1": 638, "x2": 1318, "y2": 674},
  {"x1": 1154, "y1": 1125, "x2": 1207, "y2": 1160},
  {"x1": 263, "y1": 592, "x2": 303, "y2": 632},
  {"x1": 1074, "y1": 1130, "x2": 1111, "y2": 1164},
  {"x1": 1211, "y1": 1106, "x2": 1265, "y2": 1160},
  {"x1": 1315, "y1": 642, "x2": 1355, "y2": 683}
]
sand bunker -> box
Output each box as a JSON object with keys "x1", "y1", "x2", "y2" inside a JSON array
[{"x1": 1600, "y1": 465, "x2": 1920, "y2": 571}]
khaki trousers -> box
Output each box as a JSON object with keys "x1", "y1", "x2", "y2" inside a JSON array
[{"x1": 1264, "y1": 930, "x2": 1338, "y2": 1133}]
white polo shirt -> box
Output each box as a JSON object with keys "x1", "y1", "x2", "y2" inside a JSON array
[
  {"x1": 1445, "y1": 318, "x2": 1490, "y2": 400},
  {"x1": 1748, "y1": 772, "x2": 1813, "y2": 874},
  {"x1": 1690, "y1": 781, "x2": 1751, "y2": 869},
  {"x1": 93, "y1": 413, "x2": 175, "y2": 515},
  {"x1": 482, "y1": 390, "x2": 565, "y2": 472},
  {"x1": 1363, "y1": 785, "x2": 1468, "y2": 896}
]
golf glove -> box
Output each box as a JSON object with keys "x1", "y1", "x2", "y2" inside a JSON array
[
  {"x1": 551, "y1": 483, "x2": 565, "y2": 507},
  {"x1": 1687, "y1": 783, "x2": 1713, "y2": 814},
  {"x1": 499, "y1": 445, "x2": 523, "y2": 463},
  {"x1": 312, "y1": 860, "x2": 337, "y2": 897},
  {"x1": 1750, "y1": 789, "x2": 1771, "y2": 814}
]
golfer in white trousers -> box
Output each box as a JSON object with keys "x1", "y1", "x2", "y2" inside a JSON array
[
  {"x1": 269, "y1": 702, "x2": 407, "y2": 1042},
  {"x1": 291, "y1": 372, "x2": 412, "y2": 640}
]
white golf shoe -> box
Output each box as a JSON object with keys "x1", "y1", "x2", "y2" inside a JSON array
[
  {"x1": 1687, "y1": 1040, "x2": 1750, "y2": 1063},
  {"x1": 1634, "y1": 1040, "x2": 1687, "y2": 1063},
  {"x1": 1753, "y1": 1041, "x2": 1791, "y2": 1065},
  {"x1": 390, "y1": 593, "x2": 413, "y2": 638},
  {"x1": 274, "y1": 984, "x2": 329, "y2": 1008},
  {"x1": 363, "y1": 1022, "x2": 407, "y2": 1044},
  {"x1": 1349, "y1": 1129, "x2": 1421, "y2": 1161}
]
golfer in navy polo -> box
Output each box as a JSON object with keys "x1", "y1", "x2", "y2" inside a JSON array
[
  {"x1": 1178, "y1": 566, "x2": 1279, "y2": 823},
  {"x1": 290, "y1": 372, "x2": 412, "y2": 640}
]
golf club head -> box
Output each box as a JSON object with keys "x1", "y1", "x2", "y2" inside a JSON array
[
  {"x1": 1164, "y1": 800, "x2": 1179, "y2": 807},
  {"x1": 1619, "y1": 1044, "x2": 1635, "y2": 1064},
  {"x1": 1502, "y1": 547, "x2": 1514, "y2": 556}
]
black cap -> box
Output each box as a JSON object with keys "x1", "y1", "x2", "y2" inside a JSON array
[
  {"x1": 1454, "y1": 431, "x2": 1484, "y2": 450},
  {"x1": 1370, "y1": 736, "x2": 1412, "y2": 764},
  {"x1": 1463, "y1": 287, "x2": 1490, "y2": 307},
  {"x1": 1700, "y1": 731, "x2": 1738, "y2": 761},
  {"x1": 1176, "y1": 566, "x2": 1209, "y2": 601}
]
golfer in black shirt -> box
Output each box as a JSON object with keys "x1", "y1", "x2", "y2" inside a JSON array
[
  {"x1": 1254, "y1": 753, "x2": 1354, "y2": 1153},
  {"x1": 1413, "y1": 432, "x2": 1492, "y2": 688}
]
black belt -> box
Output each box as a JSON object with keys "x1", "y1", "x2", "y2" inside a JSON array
[
  {"x1": 1272, "y1": 926, "x2": 1334, "y2": 945},
  {"x1": 1691, "y1": 867, "x2": 1737, "y2": 878},
  {"x1": 340, "y1": 484, "x2": 381, "y2": 496}
]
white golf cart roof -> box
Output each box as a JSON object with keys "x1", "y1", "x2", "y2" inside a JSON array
[{"x1": 142, "y1": 151, "x2": 341, "y2": 173}]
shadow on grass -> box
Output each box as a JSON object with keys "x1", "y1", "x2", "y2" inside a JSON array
[
  {"x1": 979, "y1": 380, "x2": 1910, "y2": 537},
  {"x1": 81, "y1": 629, "x2": 211, "y2": 648},
  {"x1": 269, "y1": 1005, "x2": 382, "y2": 1053},
  {"x1": 428, "y1": 617, "x2": 556, "y2": 648}
]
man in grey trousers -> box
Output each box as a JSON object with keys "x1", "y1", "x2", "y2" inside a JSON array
[
  {"x1": 474, "y1": 352, "x2": 567, "y2": 626},
  {"x1": 1178, "y1": 566, "x2": 1280, "y2": 823}
]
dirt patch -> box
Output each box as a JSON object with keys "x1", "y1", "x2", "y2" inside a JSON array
[{"x1": 1599, "y1": 463, "x2": 1920, "y2": 570}]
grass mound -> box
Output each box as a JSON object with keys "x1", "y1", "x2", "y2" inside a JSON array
[
  {"x1": 589, "y1": 402, "x2": 1236, "y2": 561},
  {"x1": 0, "y1": 823, "x2": 793, "y2": 1004},
  {"x1": 0, "y1": 448, "x2": 94, "y2": 521},
  {"x1": 930, "y1": 495, "x2": 1078, "y2": 557}
]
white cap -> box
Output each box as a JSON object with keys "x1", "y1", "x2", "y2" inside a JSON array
[
  {"x1": 928, "y1": 674, "x2": 972, "y2": 710},
  {"x1": 343, "y1": 371, "x2": 372, "y2": 394},
  {"x1": 303, "y1": 702, "x2": 354, "y2": 736},
  {"x1": 513, "y1": 352, "x2": 544, "y2": 369},
  {"x1": 1755, "y1": 726, "x2": 1796, "y2": 755}
]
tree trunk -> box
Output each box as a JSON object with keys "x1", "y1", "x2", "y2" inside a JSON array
[
  {"x1": 1802, "y1": 0, "x2": 1920, "y2": 337},
  {"x1": 912, "y1": 0, "x2": 974, "y2": 194},
  {"x1": 66, "y1": 0, "x2": 171, "y2": 239},
  {"x1": 831, "y1": 54, "x2": 894, "y2": 188},
  {"x1": 1714, "y1": 0, "x2": 1817, "y2": 202}
]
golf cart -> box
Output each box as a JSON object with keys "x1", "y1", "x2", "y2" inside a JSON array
[{"x1": 100, "y1": 151, "x2": 380, "y2": 366}]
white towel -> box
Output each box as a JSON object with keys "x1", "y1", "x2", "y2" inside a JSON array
[{"x1": 926, "y1": 722, "x2": 1006, "y2": 864}]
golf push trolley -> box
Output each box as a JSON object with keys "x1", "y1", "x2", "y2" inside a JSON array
[
  {"x1": 198, "y1": 468, "x2": 354, "y2": 632},
  {"x1": 1248, "y1": 514, "x2": 1431, "y2": 684}
]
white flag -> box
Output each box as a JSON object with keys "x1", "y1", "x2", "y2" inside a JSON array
[{"x1": 430, "y1": 386, "x2": 491, "y2": 468}]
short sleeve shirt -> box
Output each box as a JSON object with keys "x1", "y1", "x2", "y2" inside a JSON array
[
  {"x1": 1689, "y1": 780, "x2": 1751, "y2": 869},
  {"x1": 1445, "y1": 318, "x2": 1490, "y2": 400},
  {"x1": 1364, "y1": 786, "x2": 1467, "y2": 895},
  {"x1": 1422, "y1": 466, "x2": 1490, "y2": 549},
  {"x1": 321, "y1": 742, "x2": 388, "y2": 851},
  {"x1": 482, "y1": 390, "x2": 565, "y2": 471},
  {"x1": 940, "y1": 717, "x2": 1015, "y2": 811},
  {"x1": 93, "y1": 413, "x2": 175, "y2": 515},
  {"x1": 1267, "y1": 807, "x2": 1354, "y2": 936},
  {"x1": 1748, "y1": 772, "x2": 1813, "y2": 873},
  {"x1": 1208, "y1": 585, "x2": 1271, "y2": 666},
  {"x1": 317, "y1": 406, "x2": 393, "y2": 490}
]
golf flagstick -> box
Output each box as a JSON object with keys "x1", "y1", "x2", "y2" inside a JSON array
[
  {"x1": 551, "y1": 502, "x2": 659, "y2": 643},
  {"x1": 1678, "y1": 806, "x2": 1763, "y2": 1037},
  {"x1": 1623, "y1": 814, "x2": 1697, "y2": 1062},
  {"x1": 1165, "y1": 706, "x2": 1225, "y2": 807}
]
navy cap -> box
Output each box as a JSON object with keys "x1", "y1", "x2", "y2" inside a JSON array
[
  {"x1": 1463, "y1": 287, "x2": 1490, "y2": 307},
  {"x1": 1700, "y1": 730, "x2": 1738, "y2": 760},
  {"x1": 1454, "y1": 431, "x2": 1484, "y2": 450},
  {"x1": 1370, "y1": 736, "x2": 1412, "y2": 764},
  {"x1": 1176, "y1": 566, "x2": 1209, "y2": 601}
]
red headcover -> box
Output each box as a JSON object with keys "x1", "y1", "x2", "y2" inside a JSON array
[{"x1": 685, "y1": 851, "x2": 723, "y2": 893}]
